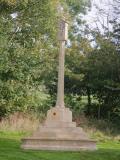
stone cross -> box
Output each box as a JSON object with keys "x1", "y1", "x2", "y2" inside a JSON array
[
  {"x1": 22, "y1": 17, "x2": 97, "y2": 151},
  {"x1": 56, "y1": 19, "x2": 68, "y2": 108}
]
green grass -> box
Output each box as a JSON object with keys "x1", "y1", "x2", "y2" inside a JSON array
[{"x1": 0, "y1": 131, "x2": 120, "y2": 160}]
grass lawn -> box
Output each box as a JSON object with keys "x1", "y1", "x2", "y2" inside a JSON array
[{"x1": 0, "y1": 131, "x2": 120, "y2": 160}]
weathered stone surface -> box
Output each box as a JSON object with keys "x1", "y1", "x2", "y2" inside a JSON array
[
  {"x1": 21, "y1": 138, "x2": 96, "y2": 151},
  {"x1": 45, "y1": 107, "x2": 73, "y2": 124},
  {"x1": 21, "y1": 107, "x2": 97, "y2": 151}
]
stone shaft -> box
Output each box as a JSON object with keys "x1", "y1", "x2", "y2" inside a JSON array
[{"x1": 56, "y1": 41, "x2": 65, "y2": 108}]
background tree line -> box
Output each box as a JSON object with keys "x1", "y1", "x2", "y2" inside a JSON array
[{"x1": 0, "y1": 0, "x2": 120, "y2": 125}]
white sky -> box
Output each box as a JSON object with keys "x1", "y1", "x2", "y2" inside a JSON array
[
  {"x1": 11, "y1": 12, "x2": 18, "y2": 19},
  {"x1": 84, "y1": 0, "x2": 115, "y2": 33}
]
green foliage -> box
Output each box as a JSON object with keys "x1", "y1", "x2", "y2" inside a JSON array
[
  {"x1": 63, "y1": 0, "x2": 90, "y2": 16},
  {"x1": 65, "y1": 94, "x2": 83, "y2": 116},
  {"x1": 64, "y1": 34, "x2": 120, "y2": 122},
  {"x1": 0, "y1": 0, "x2": 90, "y2": 118},
  {"x1": 84, "y1": 38, "x2": 120, "y2": 120},
  {"x1": 0, "y1": 0, "x2": 58, "y2": 117}
]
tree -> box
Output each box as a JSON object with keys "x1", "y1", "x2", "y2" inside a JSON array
[
  {"x1": 84, "y1": 37, "x2": 120, "y2": 120},
  {"x1": 0, "y1": 0, "x2": 91, "y2": 117},
  {"x1": 0, "y1": 0, "x2": 58, "y2": 117}
]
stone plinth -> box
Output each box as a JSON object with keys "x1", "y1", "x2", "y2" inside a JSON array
[{"x1": 21, "y1": 107, "x2": 97, "y2": 151}]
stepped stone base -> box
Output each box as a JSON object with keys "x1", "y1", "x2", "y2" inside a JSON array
[{"x1": 21, "y1": 107, "x2": 97, "y2": 151}]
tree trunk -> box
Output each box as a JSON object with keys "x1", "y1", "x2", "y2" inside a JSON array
[{"x1": 86, "y1": 87, "x2": 91, "y2": 115}]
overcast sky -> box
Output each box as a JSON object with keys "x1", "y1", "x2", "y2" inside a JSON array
[{"x1": 84, "y1": 0, "x2": 114, "y2": 33}]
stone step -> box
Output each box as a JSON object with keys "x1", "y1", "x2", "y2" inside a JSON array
[
  {"x1": 32, "y1": 133, "x2": 88, "y2": 139},
  {"x1": 38, "y1": 126, "x2": 83, "y2": 132},
  {"x1": 32, "y1": 127, "x2": 89, "y2": 139},
  {"x1": 21, "y1": 107, "x2": 97, "y2": 151},
  {"x1": 21, "y1": 138, "x2": 96, "y2": 151},
  {"x1": 44, "y1": 121, "x2": 76, "y2": 128}
]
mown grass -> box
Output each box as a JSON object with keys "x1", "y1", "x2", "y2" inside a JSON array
[{"x1": 0, "y1": 131, "x2": 120, "y2": 160}]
